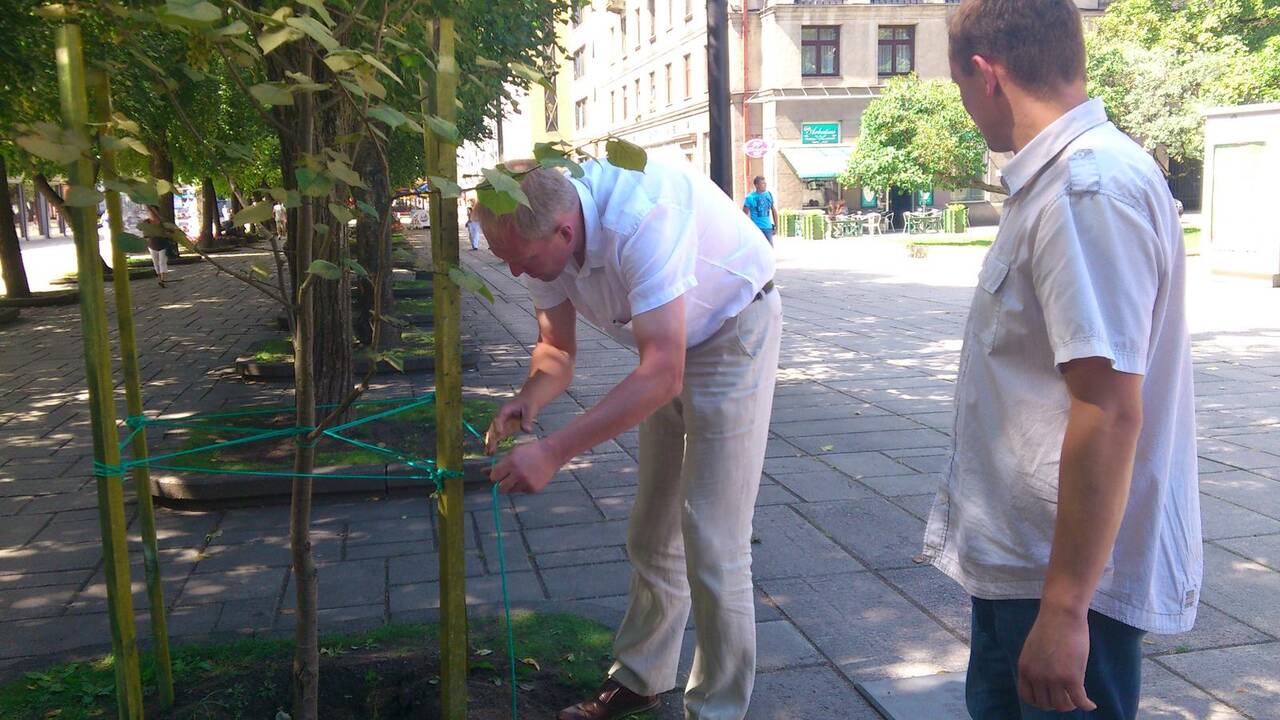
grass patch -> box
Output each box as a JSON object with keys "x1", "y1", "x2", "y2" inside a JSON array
[
  {"x1": 397, "y1": 297, "x2": 434, "y2": 316},
  {"x1": 1183, "y1": 226, "x2": 1201, "y2": 255},
  {"x1": 0, "y1": 614, "x2": 616, "y2": 719},
  {"x1": 901, "y1": 232, "x2": 996, "y2": 247},
  {"x1": 394, "y1": 279, "x2": 432, "y2": 292}
]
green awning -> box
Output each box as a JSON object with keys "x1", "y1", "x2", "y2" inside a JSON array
[{"x1": 780, "y1": 145, "x2": 854, "y2": 181}]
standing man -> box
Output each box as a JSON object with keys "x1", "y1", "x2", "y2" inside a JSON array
[
  {"x1": 922, "y1": 1, "x2": 1201, "y2": 719},
  {"x1": 742, "y1": 176, "x2": 777, "y2": 245},
  {"x1": 478, "y1": 158, "x2": 780, "y2": 720}
]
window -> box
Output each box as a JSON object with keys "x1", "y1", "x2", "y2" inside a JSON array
[
  {"x1": 648, "y1": 0, "x2": 656, "y2": 41},
  {"x1": 878, "y1": 26, "x2": 915, "y2": 76},
  {"x1": 648, "y1": 71, "x2": 656, "y2": 112},
  {"x1": 575, "y1": 99, "x2": 588, "y2": 131},
  {"x1": 953, "y1": 186, "x2": 985, "y2": 202},
  {"x1": 801, "y1": 26, "x2": 839, "y2": 77},
  {"x1": 683, "y1": 54, "x2": 692, "y2": 98},
  {"x1": 573, "y1": 48, "x2": 585, "y2": 80},
  {"x1": 619, "y1": 15, "x2": 626, "y2": 53},
  {"x1": 634, "y1": 9, "x2": 641, "y2": 49},
  {"x1": 571, "y1": 6, "x2": 584, "y2": 26},
  {"x1": 611, "y1": 90, "x2": 616, "y2": 123},
  {"x1": 685, "y1": 0, "x2": 692, "y2": 21},
  {"x1": 634, "y1": 78, "x2": 640, "y2": 116},
  {"x1": 622, "y1": 87, "x2": 629, "y2": 118},
  {"x1": 665, "y1": 63, "x2": 672, "y2": 105},
  {"x1": 668, "y1": 0, "x2": 674, "y2": 29},
  {"x1": 544, "y1": 90, "x2": 559, "y2": 133}
]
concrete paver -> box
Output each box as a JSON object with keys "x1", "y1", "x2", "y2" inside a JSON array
[{"x1": 1, "y1": 235, "x2": 1278, "y2": 718}]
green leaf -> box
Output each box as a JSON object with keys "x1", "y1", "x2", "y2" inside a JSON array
[
  {"x1": 258, "y1": 26, "x2": 304, "y2": 55},
  {"x1": 368, "y1": 105, "x2": 408, "y2": 129},
  {"x1": 15, "y1": 133, "x2": 86, "y2": 165},
  {"x1": 34, "y1": 4, "x2": 71, "y2": 20},
  {"x1": 219, "y1": 141, "x2": 253, "y2": 160},
  {"x1": 249, "y1": 82, "x2": 294, "y2": 106},
  {"x1": 326, "y1": 160, "x2": 365, "y2": 189},
  {"x1": 250, "y1": 262, "x2": 271, "y2": 278},
  {"x1": 428, "y1": 176, "x2": 461, "y2": 199},
  {"x1": 449, "y1": 266, "x2": 495, "y2": 303},
  {"x1": 361, "y1": 54, "x2": 403, "y2": 85},
  {"x1": 268, "y1": 187, "x2": 288, "y2": 202},
  {"x1": 286, "y1": 190, "x2": 302, "y2": 208},
  {"x1": 353, "y1": 67, "x2": 386, "y2": 99},
  {"x1": 606, "y1": 139, "x2": 648, "y2": 172},
  {"x1": 216, "y1": 19, "x2": 249, "y2": 36},
  {"x1": 477, "y1": 186, "x2": 518, "y2": 216},
  {"x1": 233, "y1": 201, "x2": 275, "y2": 226},
  {"x1": 328, "y1": 202, "x2": 354, "y2": 223},
  {"x1": 102, "y1": 135, "x2": 151, "y2": 156},
  {"x1": 116, "y1": 232, "x2": 147, "y2": 253},
  {"x1": 111, "y1": 113, "x2": 141, "y2": 134},
  {"x1": 533, "y1": 144, "x2": 585, "y2": 178},
  {"x1": 482, "y1": 168, "x2": 530, "y2": 208},
  {"x1": 64, "y1": 186, "x2": 102, "y2": 208},
  {"x1": 474, "y1": 56, "x2": 501, "y2": 70},
  {"x1": 286, "y1": 16, "x2": 340, "y2": 52},
  {"x1": 355, "y1": 200, "x2": 378, "y2": 219},
  {"x1": 314, "y1": 223, "x2": 330, "y2": 236},
  {"x1": 296, "y1": 168, "x2": 334, "y2": 197},
  {"x1": 295, "y1": 0, "x2": 335, "y2": 26},
  {"x1": 164, "y1": 0, "x2": 221, "y2": 24},
  {"x1": 307, "y1": 259, "x2": 342, "y2": 280},
  {"x1": 510, "y1": 62, "x2": 544, "y2": 86},
  {"x1": 323, "y1": 51, "x2": 362, "y2": 72},
  {"x1": 339, "y1": 78, "x2": 366, "y2": 98},
  {"x1": 343, "y1": 258, "x2": 368, "y2": 277},
  {"x1": 381, "y1": 351, "x2": 405, "y2": 372},
  {"x1": 126, "y1": 183, "x2": 161, "y2": 206},
  {"x1": 425, "y1": 116, "x2": 459, "y2": 144}
]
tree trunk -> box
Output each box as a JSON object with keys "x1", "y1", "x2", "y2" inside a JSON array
[
  {"x1": 35, "y1": 173, "x2": 111, "y2": 274},
  {"x1": 353, "y1": 138, "x2": 399, "y2": 349},
  {"x1": 149, "y1": 142, "x2": 176, "y2": 225},
  {"x1": 199, "y1": 176, "x2": 217, "y2": 249},
  {"x1": 0, "y1": 155, "x2": 32, "y2": 298}
]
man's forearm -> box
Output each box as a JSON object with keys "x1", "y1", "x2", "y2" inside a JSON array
[
  {"x1": 516, "y1": 342, "x2": 575, "y2": 415},
  {"x1": 543, "y1": 363, "x2": 679, "y2": 465},
  {"x1": 1041, "y1": 401, "x2": 1142, "y2": 616}
]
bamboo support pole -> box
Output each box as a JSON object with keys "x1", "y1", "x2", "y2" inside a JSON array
[
  {"x1": 55, "y1": 23, "x2": 144, "y2": 720},
  {"x1": 425, "y1": 17, "x2": 467, "y2": 720},
  {"x1": 92, "y1": 69, "x2": 174, "y2": 709}
]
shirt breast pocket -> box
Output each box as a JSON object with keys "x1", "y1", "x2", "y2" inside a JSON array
[{"x1": 974, "y1": 255, "x2": 1010, "y2": 352}]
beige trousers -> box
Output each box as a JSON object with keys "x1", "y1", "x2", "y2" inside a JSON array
[{"x1": 609, "y1": 290, "x2": 782, "y2": 720}]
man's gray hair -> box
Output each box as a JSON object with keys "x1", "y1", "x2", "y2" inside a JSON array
[{"x1": 473, "y1": 163, "x2": 578, "y2": 241}]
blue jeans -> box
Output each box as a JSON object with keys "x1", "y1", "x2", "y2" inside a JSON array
[
  {"x1": 967, "y1": 598, "x2": 1145, "y2": 720},
  {"x1": 759, "y1": 226, "x2": 774, "y2": 245}
]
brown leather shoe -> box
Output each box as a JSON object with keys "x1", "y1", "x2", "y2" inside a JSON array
[{"x1": 557, "y1": 678, "x2": 660, "y2": 720}]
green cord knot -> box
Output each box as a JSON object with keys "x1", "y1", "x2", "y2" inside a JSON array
[
  {"x1": 92, "y1": 460, "x2": 126, "y2": 477},
  {"x1": 124, "y1": 415, "x2": 148, "y2": 429}
]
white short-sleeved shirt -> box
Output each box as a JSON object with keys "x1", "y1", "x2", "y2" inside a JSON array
[
  {"x1": 921, "y1": 99, "x2": 1202, "y2": 634},
  {"x1": 526, "y1": 159, "x2": 774, "y2": 348}
]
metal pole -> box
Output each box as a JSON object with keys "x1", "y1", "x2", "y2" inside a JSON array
[
  {"x1": 706, "y1": 0, "x2": 733, "y2": 194},
  {"x1": 92, "y1": 69, "x2": 175, "y2": 709},
  {"x1": 17, "y1": 182, "x2": 29, "y2": 242},
  {"x1": 425, "y1": 18, "x2": 468, "y2": 720},
  {"x1": 54, "y1": 22, "x2": 144, "y2": 720}
]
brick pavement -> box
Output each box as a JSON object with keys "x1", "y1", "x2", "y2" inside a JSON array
[{"x1": 1, "y1": 234, "x2": 1278, "y2": 719}]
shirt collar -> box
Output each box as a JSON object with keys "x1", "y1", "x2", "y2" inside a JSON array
[
  {"x1": 568, "y1": 176, "x2": 605, "y2": 279},
  {"x1": 1000, "y1": 98, "x2": 1109, "y2": 197}
]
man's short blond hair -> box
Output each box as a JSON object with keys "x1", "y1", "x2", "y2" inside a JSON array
[{"x1": 472, "y1": 164, "x2": 578, "y2": 242}]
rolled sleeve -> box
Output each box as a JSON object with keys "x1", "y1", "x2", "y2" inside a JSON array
[
  {"x1": 1031, "y1": 191, "x2": 1160, "y2": 376},
  {"x1": 619, "y1": 201, "x2": 698, "y2": 315}
]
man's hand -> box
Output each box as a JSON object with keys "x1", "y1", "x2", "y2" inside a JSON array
[
  {"x1": 487, "y1": 439, "x2": 562, "y2": 494},
  {"x1": 486, "y1": 396, "x2": 536, "y2": 455},
  {"x1": 1017, "y1": 607, "x2": 1097, "y2": 712}
]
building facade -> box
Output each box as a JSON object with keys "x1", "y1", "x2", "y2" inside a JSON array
[{"x1": 503, "y1": 0, "x2": 1110, "y2": 224}]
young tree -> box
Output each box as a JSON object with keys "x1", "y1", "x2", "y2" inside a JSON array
[{"x1": 839, "y1": 75, "x2": 1001, "y2": 198}]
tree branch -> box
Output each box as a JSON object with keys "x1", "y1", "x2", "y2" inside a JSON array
[
  {"x1": 215, "y1": 46, "x2": 294, "y2": 137},
  {"x1": 33, "y1": 174, "x2": 67, "y2": 215}
]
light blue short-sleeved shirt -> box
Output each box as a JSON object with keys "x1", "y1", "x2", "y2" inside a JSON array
[
  {"x1": 921, "y1": 99, "x2": 1201, "y2": 634},
  {"x1": 525, "y1": 159, "x2": 775, "y2": 348}
]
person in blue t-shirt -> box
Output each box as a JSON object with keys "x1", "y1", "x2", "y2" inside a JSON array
[{"x1": 742, "y1": 176, "x2": 778, "y2": 245}]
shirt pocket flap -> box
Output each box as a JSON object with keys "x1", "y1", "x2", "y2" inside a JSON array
[{"x1": 978, "y1": 256, "x2": 1010, "y2": 295}]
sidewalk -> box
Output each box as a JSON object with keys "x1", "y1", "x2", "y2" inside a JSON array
[{"x1": 1, "y1": 233, "x2": 1277, "y2": 718}]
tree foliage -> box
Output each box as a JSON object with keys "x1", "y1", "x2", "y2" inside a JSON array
[
  {"x1": 839, "y1": 75, "x2": 991, "y2": 195},
  {"x1": 1086, "y1": 0, "x2": 1280, "y2": 162}
]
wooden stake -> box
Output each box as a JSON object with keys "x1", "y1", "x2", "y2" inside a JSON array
[
  {"x1": 54, "y1": 23, "x2": 144, "y2": 720},
  {"x1": 92, "y1": 69, "x2": 174, "y2": 709},
  {"x1": 426, "y1": 17, "x2": 467, "y2": 720}
]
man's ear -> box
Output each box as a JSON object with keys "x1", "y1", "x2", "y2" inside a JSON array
[{"x1": 972, "y1": 54, "x2": 1001, "y2": 98}]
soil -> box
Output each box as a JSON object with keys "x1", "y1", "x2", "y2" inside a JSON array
[{"x1": 157, "y1": 646, "x2": 578, "y2": 719}]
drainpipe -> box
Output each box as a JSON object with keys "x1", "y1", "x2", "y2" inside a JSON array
[{"x1": 742, "y1": 0, "x2": 750, "y2": 196}]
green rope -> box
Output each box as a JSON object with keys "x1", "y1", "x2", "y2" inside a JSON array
[{"x1": 492, "y1": 478, "x2": 518, "y2": 718}]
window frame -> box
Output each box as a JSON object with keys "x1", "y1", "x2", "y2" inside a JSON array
[
  {"x1": 801, "y1": 25, "x2": 840, "y2": 78},
  {"x1": 877, "y1": 25, "x2": 915, "y2": 77}
]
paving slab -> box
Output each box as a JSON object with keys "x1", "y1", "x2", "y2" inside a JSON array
[
  {"x1": 751, "y1": 505, "x2": 859, "y2": 581},
  {"x1": 857, "y1": 671, "x2": 967, "y2": 720},
  {"x1": 793, "y1": 498, "x2": 926, "y2": 570},
  {"x1": 761, "y1": 572, "x2": 969, "y2": 684},
  {"x1": 1198, "y1": 544, "x2": 1280, "y2": 632},
  {"x1": 1158, "y1": 643, "x2": 1280, "y2": 719},
  {"x1": 768, "y1": 469, "x2": 873, "y2": 502},
  {"x1": 745, "y1": 666, "x2": 885, "y2": 720}
]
